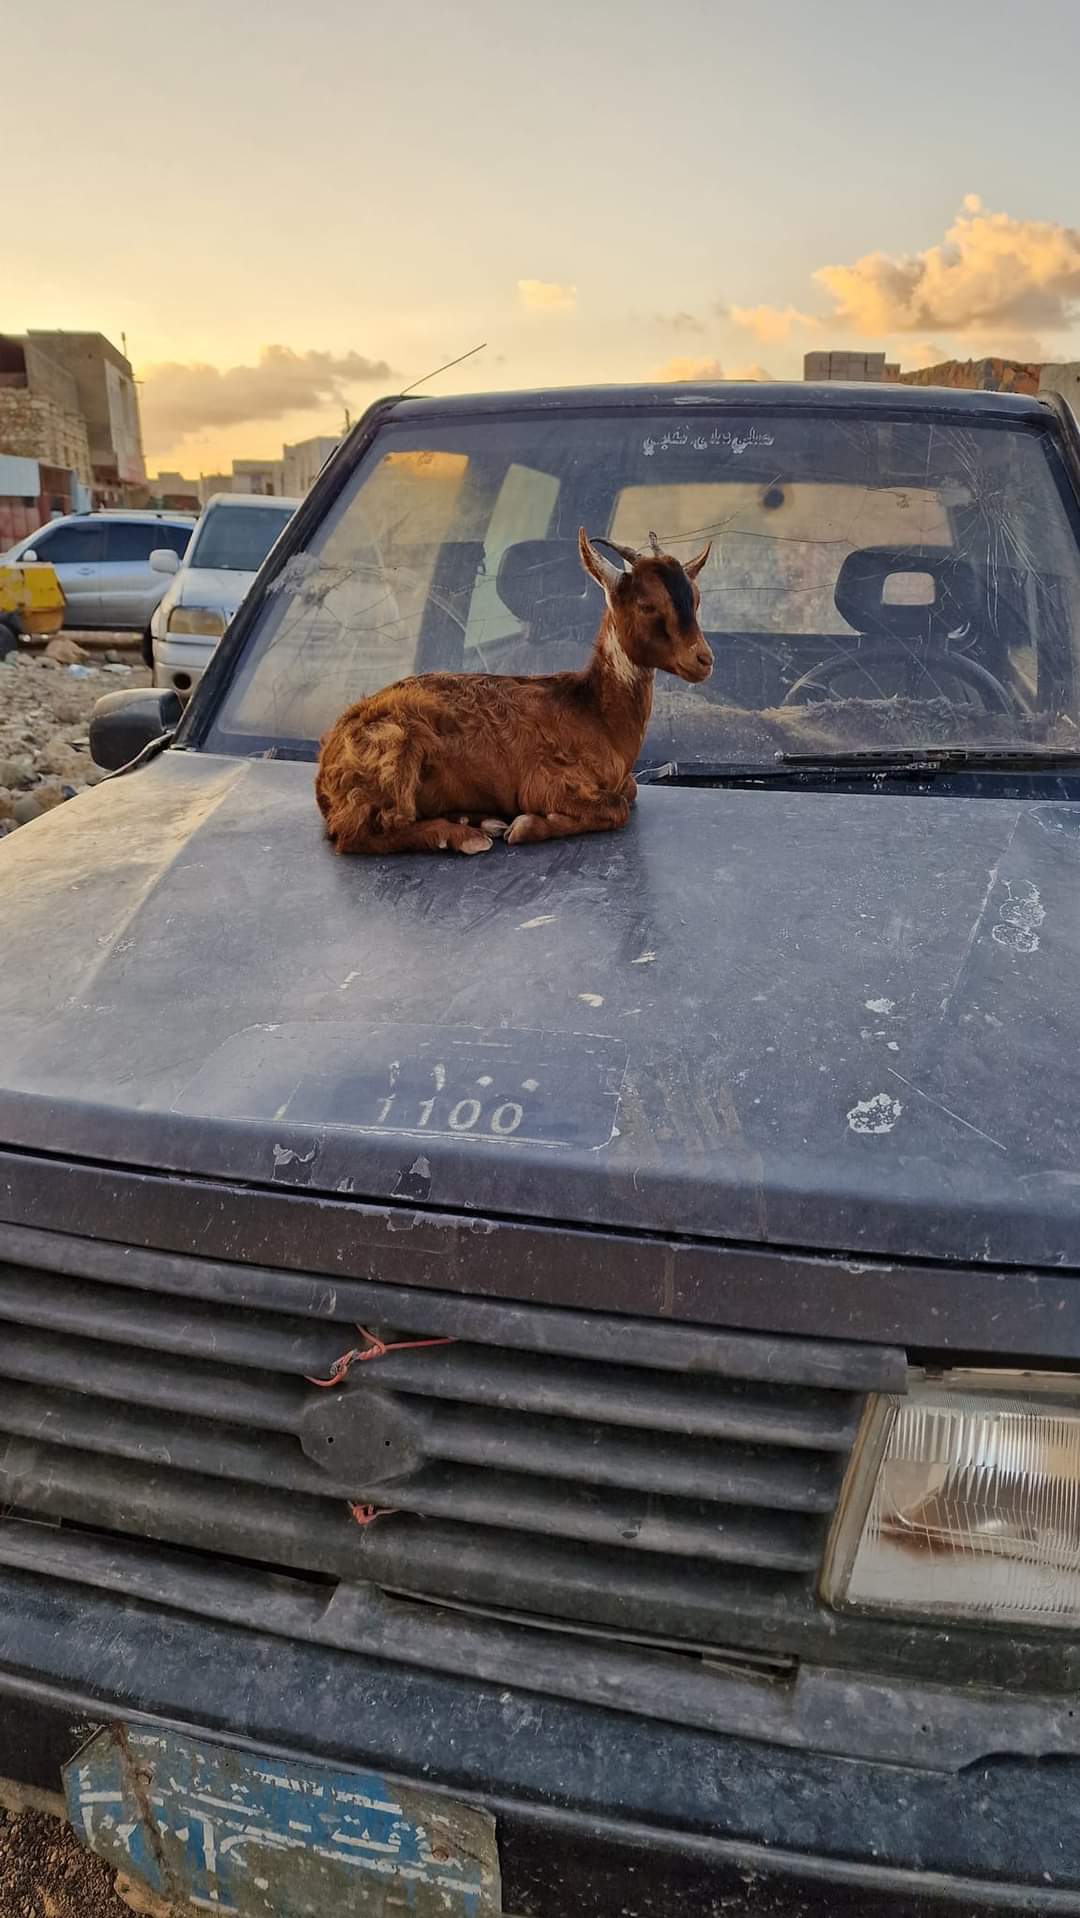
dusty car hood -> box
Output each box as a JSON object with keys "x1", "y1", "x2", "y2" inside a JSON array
[
  {"x1": 0, "y1": 750, "x2": 1078, "y2": 1269},
  {"x1": 160, "y1": 567, "x2": 254, "y2": 624}
]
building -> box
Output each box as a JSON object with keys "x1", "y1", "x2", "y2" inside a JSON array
[
  {"x1": 0, "y1": 335, "x2": 94, "y2": 543},
  {"x1": 25, "y1": 331, "x2": 146, "y2": 506},
  {"x1": 149, "y1": 471, "x2": 201, "y2": 512},
  {"x1": 231, "y1": 458, "x2": 285, "y2": 496},
  {"x1": 197, "y1": 473, "x2": 231, "y2": 507},
  {"x1": 897, "y1": 357, "x2": 1043, "y2": 396},
  {"x1": 804, "y1": 348, "x2": 1047, "y2": 396},
  {"x1": 803, "y1": 350, "x2": 900, "y2": 383},
  {"x1": 282, "y1": 434, "x2": 340, "y2": 496},
  {"x1": 1039, "y1": 363, "x2": 1080, "y2": 417}
]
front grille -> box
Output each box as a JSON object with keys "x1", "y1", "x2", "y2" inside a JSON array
[
  {"x1": 0, "y1": 1222, "x2": 913, "y2": 1746},
  {"x1": 0, "y1": 1224, "x2": 901, "y2": 1640}
]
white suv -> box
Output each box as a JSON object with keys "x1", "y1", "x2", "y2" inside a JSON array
[
  {"x1": 3, "y1": 512, "x2": 195, "y2": 629},
  {"x1": 149, "y1": 494, "x2": 299, "y2": 694}
]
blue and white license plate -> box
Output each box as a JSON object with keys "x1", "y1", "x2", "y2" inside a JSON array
[{"x1": 64, "y1": 1725, "x2": 502, "y2": 1916}]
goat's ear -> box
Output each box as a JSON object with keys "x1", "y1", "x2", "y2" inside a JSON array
[
  {"x1": 578, "y1": 528, "x2": 625, "y2": 593},
  {"x1": 684, "y1": 541, "x2": 712, "y2": 580}
]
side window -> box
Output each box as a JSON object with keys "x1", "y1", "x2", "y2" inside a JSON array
[
  {"x1": 160, "y1": 525, "x2": 194, "y2": 557},
  {"x1": 463, "y1": 464, "x2": 559, "y2": 654},
  {"x1": 34, "y1": 523, "x2": 106, "y2": 565},
  {"x1": 104, "y1": 522, "x2": 162, "y2": 562}
]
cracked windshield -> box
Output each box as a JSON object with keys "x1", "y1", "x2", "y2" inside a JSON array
[{"x1": 210, "y1": 409, "x2": 1080, "y2": 767}]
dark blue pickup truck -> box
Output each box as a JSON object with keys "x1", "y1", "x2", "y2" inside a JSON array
[{"x1": 3, "y1": 379, "x2": 1080, "y2": 1915}]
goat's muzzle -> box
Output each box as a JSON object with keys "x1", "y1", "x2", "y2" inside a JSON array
[{"x1": 675, "y1": 639, "x2": 714, "y2": 684}]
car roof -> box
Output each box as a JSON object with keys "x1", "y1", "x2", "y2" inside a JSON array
[
  {"x1": 92, "y1": 508, "x2": 196, "y2": 520},
  {"x1": 40, "y1": 510, "x2": 196, "y2": 527},
  {"x1": 383, "y1": 378, "x2": 1051, "y2": 426},
  {"x1": 201, "y1": 494, "x2": 302, "y2": 510}
]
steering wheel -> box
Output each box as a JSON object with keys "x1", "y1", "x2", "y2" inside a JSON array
[{"x1": 780, "y1": 639, "x2": 1018, "y2": 716}]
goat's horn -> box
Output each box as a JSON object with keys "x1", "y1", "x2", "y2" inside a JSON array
[
  {"x1": 603, "y1": 539, "x2": 639, "y2": 566},
  {"x1": 648, "y1": 531, "x2": 663, "y2": 557}
]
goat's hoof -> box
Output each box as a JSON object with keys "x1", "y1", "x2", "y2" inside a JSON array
[
  {"x1": 481, "y1": 818, "x2": 509, "y2": 838},
  {"x1": 507, "y1": 813, "x2": 543, "y2": 845},
  {"x1": 459, "y1": 831, "x2": 493, "y2": 855}
]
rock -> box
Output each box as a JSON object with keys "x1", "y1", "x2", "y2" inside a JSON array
[
  {"x1": 0, "y1": 758, "x2": 33, "y2": 790},
  {"x1": 33, "y1": 785, "x2": 64, "y2": 813},
  {"x1": 36, "y1": 737, "x2": 87, "y2": 782},
  {"x1": 12, "y1": 795, "x2": 44, "y2": 826},
  {"x1": 44, "y1": 635, "x2": 88, "y2": 665}
]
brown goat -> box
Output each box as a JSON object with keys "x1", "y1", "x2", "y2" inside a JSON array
[{"x1": 315, "y1": 528, "x2": 713, "y2": 854}]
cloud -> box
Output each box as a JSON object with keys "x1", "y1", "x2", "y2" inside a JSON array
[
  {"x1": 655, "y1": 356, "x2": 773, "y2": 382},
  {"x1": 657, "y1": 355, "x2": 726, "y2": 380},
  {"x1": 655, "y1": 310, "x2": 707, "y2": 334},
  {"x1": 730, "y1": 304, "x2": 818, "y2": 345},
  {"x1": 726, "y1": 200, "x2": 1080, "y2": 354},
  {"x1": 517, "y1": 279, "x2": 577, "y2": 312},
  {"x1": 139, "y1": 344, "x2": 397, "y2": 450},
  {"x1": 813, "y1": 197, "x2": 1080, "y2": 335},
  {"x1": 905, "y1": 341, "x2": 948, "y2": 370}
]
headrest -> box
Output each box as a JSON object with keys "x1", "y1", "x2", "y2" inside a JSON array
[
  {"x1": 834, "y1": 547, "x2": 978, "y2": 642},
  {"x1": 496, "y1": 540, "x2": 592, "y2": 628}
]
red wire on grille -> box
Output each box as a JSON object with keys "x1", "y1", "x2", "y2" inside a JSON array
[{"x1": 306, "y1": 1326, "x2": 455, "y2": 1388}]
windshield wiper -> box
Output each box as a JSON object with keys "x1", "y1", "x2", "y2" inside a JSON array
[
  {"x1": 637, "y1": 760, "x2": 789, "y2": 785},
  {"x1": 776, "y1": 747, "x2": 1080, "y2": 774},
  {"x1": 637, "y1": 748, "x2": 1080, "y2": 787}
]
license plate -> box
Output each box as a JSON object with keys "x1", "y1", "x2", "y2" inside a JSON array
[{"x1": 64, "y1": 1725, "x2": 502, "y2": 1916}]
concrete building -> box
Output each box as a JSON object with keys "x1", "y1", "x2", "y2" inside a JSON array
[
  {"x1": 0, "y1": 335, "x2": 94, "y2": 543},
  {"x1": 150, "y1": 472, "x2": 201, "y2": 512},
  {"x1": 1039, "y1": 363, "x2": 1080, "y2": 418},
  {"x1": 26, "y1": 331, "x2": 146, "y2": 505},
  {"x1": 898, "y1": 357, "x2": 1042, "y2": 396},
  {"x1": 197, "y1": 473, "x2": 232, "y2": 507},
  {"x1": 282, "y1": 434, "x2": 340, "y2": 496},
  {"x1": 803, "y1": 350, "x2": 900, "y2": 383},
  {"x1": 231, "y1": 458, "x2": 285, "y2": 496}
]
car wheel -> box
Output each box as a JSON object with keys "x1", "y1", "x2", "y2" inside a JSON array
[
  {"x1": 0, "y1": 620, "x2": 18, "y2": 662},
  {"x1": 141, "y1": 623, "x2": 154, "y2": 670}
]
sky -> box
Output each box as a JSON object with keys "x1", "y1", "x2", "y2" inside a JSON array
[{"x1": 12, "y1": 0, "x2": 1080, "y2": 475}]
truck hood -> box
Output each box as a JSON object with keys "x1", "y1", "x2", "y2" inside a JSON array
[
  {"x1": 160, "y1": 567, "x2": 255, "y2": 623},
  {"x1": 1, "y1": 751, "x2": 1079, "y2": 1269}
]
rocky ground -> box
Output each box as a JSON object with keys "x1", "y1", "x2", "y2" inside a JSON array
[
  {"x1": 0, "y1": 1807, "x2": 143, "y2": 1918},
  {"x1": 0, "y1": 636, "x2": 149, "y2": 837}
]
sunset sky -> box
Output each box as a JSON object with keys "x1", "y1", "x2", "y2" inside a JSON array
[{"x1": 14, "y1": 0, "x2": 1080, "y2": 476}]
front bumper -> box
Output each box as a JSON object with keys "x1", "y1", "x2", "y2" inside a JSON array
[
  {"x1": 151, "y1": 631, "x2": 218, "y2": 694},
  {"x1": 3, "y1": 1571, "x2": 1079, "y2": 1916}
]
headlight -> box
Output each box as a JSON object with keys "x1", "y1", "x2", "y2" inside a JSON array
[
  {"x1": 822, "y1": 1372, "x2": 1080, "y2": 1629},
  {"x1": 167, "y1": 607, "x2": 226, "y2": 637}
]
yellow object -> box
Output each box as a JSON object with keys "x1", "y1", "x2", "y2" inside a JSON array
[{"x1": 0, "y1": 560, "x2": 65, "y2": 638}]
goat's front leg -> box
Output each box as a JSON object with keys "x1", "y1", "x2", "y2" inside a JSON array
[{"x1": 507, "y1": 790, "x2": 632, "y2": 845}]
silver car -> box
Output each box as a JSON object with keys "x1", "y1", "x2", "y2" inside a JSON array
[{"x1": 3, "y1": 511, "x2": 195, "y2": 630}]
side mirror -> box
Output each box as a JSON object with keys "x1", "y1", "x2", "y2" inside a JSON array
[
  {"x1": 149, "y1": 548, "x2": 180, "y2": 575},
  {"x1": 90, "y1": 688, "x2": 183, "y2": 772},
  {"x1": 21, "y1": 549, "x2": 38, "y2": 563}
]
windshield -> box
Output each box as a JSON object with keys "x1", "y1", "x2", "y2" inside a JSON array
[
  {"x1": 189, "y1": 504, "x2": 294, "y2": 573},
  {"x1": 206, "y1": 406, "x2": 1080, "y2": 769}
]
